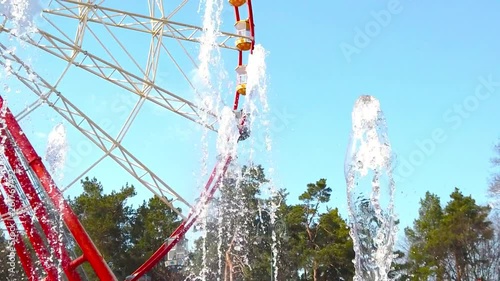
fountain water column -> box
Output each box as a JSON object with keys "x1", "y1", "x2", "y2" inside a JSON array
[
  {"x1": 196, "y1": 0, "x2": 225, "y2": 279},
  {"x1": 344, "y1": 95, "x2": 398, "y2": 281}
]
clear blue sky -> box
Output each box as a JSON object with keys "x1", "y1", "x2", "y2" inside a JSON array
[
  {"x1": 3, "y1": 0, "x2": 500, "y2": 238},
  {"x1": 256, "y1": 0, "x2": 500, "y2": 231}
]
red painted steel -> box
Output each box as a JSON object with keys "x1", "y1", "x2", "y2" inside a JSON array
[
  {"x1": 0, "y1": 192, "x2": 38, "y2": 281},
  {"x1": 0, "y1": 97, "x2": 117, "y2": 281},
  {"x1": 128, "y1": 155, "x2": 233, "y2": 280},
  {"x1": 0, "y1": 158, "x2": 60, "y2": 280},
  {"x1": 1, "y1": 130, "x2": 83, "y2": 280},
  {"x1": 247, "y1": 0, "x2": 256, "y2": 53}
]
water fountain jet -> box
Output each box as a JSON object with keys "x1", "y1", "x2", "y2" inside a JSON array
[{"x1": 344, "y1": 95, "x2": 398, "y2": 281}]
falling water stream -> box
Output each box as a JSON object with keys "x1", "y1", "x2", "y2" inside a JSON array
[
  {"x1": 194, "y1": 0, "x2": 277, "y2": 280},
  {"x1": 45, "y1": 123, "x2": 68, "y2": 182},
  {"x1": 195, "y1": 0, "x2": 226, "y2": 279},
  {"x1": 1, "y1": 0, "x2": 51, "y2": 279},
  {"x1": 0, "y1": 0, "x2": 39, "y2": 36},
  {"x1": 243, "y1": 45, "x2": 281, "y2": 281},
  {"x1": 345, "y1": 95, "x2": 398, "y2": 281},
  {"x1": 45, "y1": 123, "x2": 69, "y2": 279}
]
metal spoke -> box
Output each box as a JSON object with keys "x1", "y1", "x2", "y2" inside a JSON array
[
  {"x1": 0, "y1": 24, "x2": 219, "y2": 131},
  {"x1": 0, "y1": 43, "x2": 191, "y2": 219},
  {"x1": 43, "y1": 0, "x2": 247, "y2": 50}
]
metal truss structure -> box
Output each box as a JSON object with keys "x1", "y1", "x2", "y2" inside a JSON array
[{"x1": 0, "y1": 0, "x2": 256, "y2": 280}]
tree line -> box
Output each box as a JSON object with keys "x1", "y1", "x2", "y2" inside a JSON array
[
  {"x1": 1, "y1": 141, "x2": 499, "y2": 280},
  {"x1": 0, "y1": 178, "x2": 184, "y2": 281}
]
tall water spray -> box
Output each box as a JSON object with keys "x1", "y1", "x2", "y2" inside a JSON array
[
  {"x1": 45, "y1": 122, "x2": 69, "y2": 278},
  {"x1": 344, "y1": 95, "x2": 398, "y2": 281},
  {"x1": 195, "y1": 0, "x2": 230, "y2": 279},
  {"x1": 1, "y1": 1, "x2": 45, "y2": 278},
  {"x1": 45, "y1": 123, "x2": 68, "y2": 182},
  {"x1": 193, "y1": 0, "x2": 278, "y2": 279},
  {"x1": 0, "y1": 0, "x2": 40, "y2": 36},
  {"x1": 243, "y1": 44, "x2": 281, "y2": 280},
  {"x1": 244, "y1": 45, "x2": 270, "y2": 157},
  {"x1": 1, "y1": 0, "x2": 42, "y2": 93},
  {"x1": 196, "y1": 0, "x2": 226, "y2": 178},
  {"x1": 196, "y1": 0, "x2": 226, "y2": 127}
]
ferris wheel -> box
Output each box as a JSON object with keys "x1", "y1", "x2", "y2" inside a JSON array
[{"x1": 0, "y1": 0, "x2": 256, "y2": 280}]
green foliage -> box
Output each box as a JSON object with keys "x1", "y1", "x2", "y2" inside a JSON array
[
  {"x1": 131, "y1": 196, "x2": 181, "y2": 256},
  {"x1": 69, "y1": 177, "x2": 136, "y2": 280},
  {"x1": 1, "y1": 231, "x2": 51, "y2": 280},
  {"x1": 299, "y1": 179, "x2": 331, "y2": 205},
  {"x1": 189, "y1": 164, "x2": 272, "y2": 281},
  {"x1": 4, "y1": 162, "x2": 499, "y2": 281},
  {"x1": 189, "y1": 173, "x2": 354, "y2": 281},
  {"x1": 314, "y1": 208, "x2": 355, "y2": 280},
  {"x1": 0, "y1": 233, "x2": 27, "y2": 280},
  {"x1": 275, "y1": 179, "x2": 355, "y2": 281},
  {"x1": 68, "y1": 177, "x2": 184, "y2": 281},
  {"x1": 129, "y1": 196, "x2": 183, "y2": 280},
  {"x1": 404, "y1": 192, "x2": 444, "y2": 279},
  {"x1": 291, "y1": 178, "x2": 354, "y2": 281},
  {"x1": 404, "y1": 188, "x2": 497, "y2": 281},
  {"x1": 388, "y1": 250, "x2": 410, "y2": 280}
]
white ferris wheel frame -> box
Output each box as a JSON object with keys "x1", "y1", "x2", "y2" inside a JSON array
[{"x1": 0, "y1": 0, "x2": 252, "y2": 220}]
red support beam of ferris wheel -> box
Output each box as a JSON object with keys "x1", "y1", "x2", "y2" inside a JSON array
[
  {"x1": 0, "y1": 97, "x2": 118, "y2": 281},
  {"x1": 0, "y1": 193, "x2": 38, "y2": 281},
  {"x1": 0, "y1": 160, "x2": 60, "y2": 280},
  {"x1": 128, "y1": 155, "x2": 233, "y2": 281},
  {"x1": 1, "y1": 130, "x2": 80, "y2": 280}
]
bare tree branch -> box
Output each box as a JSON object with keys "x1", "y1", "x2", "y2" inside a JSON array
[
  {"x1": 489, "y1": 175, "x2": 500, "y2": 196},
  {"x1": 492, "y1": 143, "x2": 500, "y2": 166},
  {"x1": 489, "y1": 141, "x2": 500, "y2": 198}
]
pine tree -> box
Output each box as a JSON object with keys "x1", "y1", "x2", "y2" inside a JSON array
[
  {"x1": 0, "y1": 232, "x2": 28, "y2": 280},
  {"x1": 189, "y1": 164, "x2": 271, "y2": 281},
  {"x1": 405, "y1": 192, "x2": 445, "y2": 280},
  {"x1": 68, "y1": 177, "x2": 137, "y2": 280},
  {"x1": 405, "y1": 189, "x2": 495, "y2": 280},
  {"x1": 280, "y1": 179, "x2": 354, "y2": 281}
]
